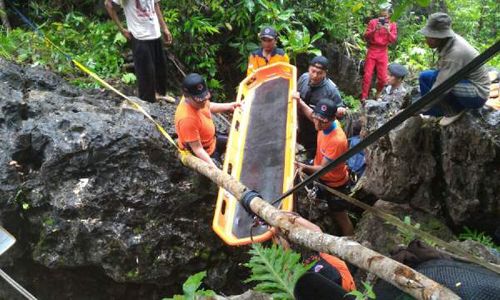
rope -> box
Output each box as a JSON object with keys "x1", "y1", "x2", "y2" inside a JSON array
[
  {"x1": 273, "y1": 40, "x2": 500, "y2": 204},
  {"x1": 312, "y1": 179, "x2": 500, "y2": 274},
  {"x1": 0, "y1": 268, "x2": 37, "y2": 300},
  {"x1": 7, "y1": 0, "x2": 189, "y2": 161}
]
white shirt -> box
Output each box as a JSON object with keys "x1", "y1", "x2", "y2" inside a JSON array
[{"x1": 112, "y1": 0, "x2": 161, "y2": 40}]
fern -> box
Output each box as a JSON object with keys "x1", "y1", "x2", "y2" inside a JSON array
[
  {"x1": 244, "y1": 243, "x2": 314, "y2": 300},
  {"x1": 459, "y1": 227, "x2": 500, "y2": 251}
]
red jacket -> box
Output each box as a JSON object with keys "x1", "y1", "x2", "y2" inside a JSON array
[{"x1": 364, "y1": 18, "x2": 397, "y2": 49}]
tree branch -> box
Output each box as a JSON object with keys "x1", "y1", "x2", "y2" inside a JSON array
[{"x1": 179, "y1": 154, "x2": 461, "y2": 300}]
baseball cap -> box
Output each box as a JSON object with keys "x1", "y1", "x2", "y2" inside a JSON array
[
  {"x1": 313, "y1": 99, "x2": 338, "y2": 120},
  {"x1": 259, "y1": 26, "x2": 278, "y2": 39},
  {"x1": 310, "y1": 56, "x2": 329, "y2": 71},
  {"x1": 182, "y1": 73, "x2": 209, "y2": 101},
  {"x1": 388, "y1": 63, "x2": 408, "y2": 79}
]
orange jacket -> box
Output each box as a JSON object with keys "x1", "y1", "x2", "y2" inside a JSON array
[
  {"x1": 319, "y1": 253, "x2": 356, "y2": 292},
  {"x1": 246, "y1": 48, "x2": 289, "y2": 76}
]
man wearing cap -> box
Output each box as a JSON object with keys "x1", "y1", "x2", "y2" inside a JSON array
[
  {"x1": 105, "y1": 0, "x2": 172, "y2": 103},
  {"x1": 419, "y1": 12, "x2": 490, "y2": 126},
  {"x1": 175, "y1": 73, "x2": 240, "y2": 168},
  {"x1": 361, "y1": 3, "x2": 398, "y2": 102},
  {"x1": 247, "y1": 26, "x2": 289, "y2": 76},
  {"x1": 295, "y1": 98, "x2": 354, "y2": 236},
  {"x1": 378, "y1": 63, "x2": 408, "y2": 104},
  {"x1": 295, "y1": 56, "x2": 347, "y2": 159}
]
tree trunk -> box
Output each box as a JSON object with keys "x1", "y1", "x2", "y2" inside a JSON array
[
  {"x1": 179, "y1": 154, "x2": 461, "y2": 300},
  {"x1": 0, "y1": 0, "x2": 11, "y2": 31}
]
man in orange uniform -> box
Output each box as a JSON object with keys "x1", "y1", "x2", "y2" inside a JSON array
[
  {"x1": 361, "y1": 3, "x2": 398, "y2": 102},
  {"x1": 175, "y1": 73, "x2": 239, "y2": 168},
  {"x1": 247, "y1": 26, "x2": 289, "y2": 76},
  {"x1": 295, "y1": 98, "x2": 354, "y2": 236}
]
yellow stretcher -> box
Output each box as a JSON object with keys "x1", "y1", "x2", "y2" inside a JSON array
[{"x1": 213, "y1": 62, "x2": 297, "y2": 246}]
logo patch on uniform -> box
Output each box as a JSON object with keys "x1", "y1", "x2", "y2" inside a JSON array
[
  {"x1": 265, "y1": 28, "x2": 271, "y2": 34},
  {"x1": 321, "y1": 105, "x2": 327, "y2": 112},
  {"x1": 197, "y1": 84, "x2": 204, "y2": 91},
  {"x1": 314, "y1": 264, "x2": 324, "y2": 273}
]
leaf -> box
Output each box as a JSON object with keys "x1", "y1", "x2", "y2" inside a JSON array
[
  {"x1": 351, "y1": 2, "x2": 364, "y2": 13},
  {"x1": 121, "y1": 73, "x2": 137, "y2": 85},
  {"x1": 113, "y1": 32, "x2": 127, "y2": 45},
  {"x1": 416, "y1": 0, "x2": 432, "y2": 7},
  {"x1": 182, "y1": 271, "x2": 206, "y2": 298},
  {"x1": 244, "y1": 244, "x2": 311, "y2": 300}
]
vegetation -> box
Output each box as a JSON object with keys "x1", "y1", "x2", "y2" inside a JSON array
[
  {"x1": 459, "y1": 226, "x2": 500, "y2": 251},
  {"x1": 163, "y1": 271, "x2": 215, "y2": 300},
  {"x1": 0, "y1": 0, "x2": 497, "y2": 97},
  {"x1": 346, "y1": 281, "x2": 377, "y2": 300},
  {"x1": 244, "y1": 243, "x2": 314, "y2": 300}
]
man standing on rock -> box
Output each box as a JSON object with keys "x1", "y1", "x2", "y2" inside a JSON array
[
  {"x1": 175, "y1": 73, "x2": 240, "y2": 168},
  {"x1": 361, "y1": 3, "x2": 398, "y2": 103},
  {"x1": 105, "y1": 0, "x2": 172, "y2": 103},
  {"x1": 418, "y1": 13, "x2": 490, "y2": 126},
  {"x1": 294, "y1": 98, "x2": 354, "y2": 236},
  {"x1": 296, "y1": 56, "x2": 347, "y2": 159},
  {"x1": 247, "y1": 26, "x2": 289, "y2": 76}
]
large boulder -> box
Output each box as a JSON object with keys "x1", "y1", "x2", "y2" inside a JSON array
[
  {"x1": 359, "y1": 97, "x2": 500, "y2": 233},
  {"x1": 0, "y1": 58, "x2": 244, "y2": 299}
]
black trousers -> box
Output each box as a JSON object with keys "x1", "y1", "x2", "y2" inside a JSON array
[{"x1": 131, "y1": 37, "x2": 167, "y2": 102}]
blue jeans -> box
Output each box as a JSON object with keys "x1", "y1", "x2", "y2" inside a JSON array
[{"x1": 419, "y1": 70, "x2": 486, "y2": 116}]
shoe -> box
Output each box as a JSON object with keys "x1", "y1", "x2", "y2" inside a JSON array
[{"x1": 439, "y1": 110, "x2": 466, "y2": 126}]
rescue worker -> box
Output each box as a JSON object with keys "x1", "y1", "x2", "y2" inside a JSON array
[
  {"x1": 247, "y1": 26, "x2": 289, "y2": 76},
  {"x1": 296, "y1": 56, "x2": 347, "y2": 159},
  {"x1": 291, "y1": 217, "x2": 356, "y2": 300},
  {"x1": 418, "y1": 13, "x2": 490, "y2": 126},
  {"x1": 361, "y1": 3, "x2": 398, "y2": 102},
  {"x1": 105, "y1": 0, "x2": 171, "y2": 103},
  {"x1": 174, "y1": 73, "x2": 239, "y2": 168},
  {"x1": 294, "y1": 98, "x2": 354, "y2": 236}
]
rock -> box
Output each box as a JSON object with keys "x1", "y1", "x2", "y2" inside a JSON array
[
  {"x1": 354, "y1": 200, "x2": 455, "y2": 255},
  {"x1": 215, "y1": 290, "x2": 272, "y2": 300},
  {"x1": 449, "y1": 240, "x2": 500, "y2": 265},
  {"x1": 359, "y1": 97, "x2": 500, "y2": 233},
  {"x1": 0, "y1": 58, "x2": 243, "y2": 299}
]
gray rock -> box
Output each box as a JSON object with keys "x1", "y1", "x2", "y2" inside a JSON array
[
  {"x1": 359, "y1": 98, "x2": 500, "y2": 232},
  {"x1": 355, "y1": 200, "x2": 455, "y2": 255},
  {"x1": 0, "y1": 58, "x2": 242, "y2": 299}
]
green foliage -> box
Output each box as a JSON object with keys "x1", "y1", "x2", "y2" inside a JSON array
[
  {"x1": 347, "y1": 281, "x2": 377, "y2": 300},
  {"x1": 121, "y1": 72, "x2": 137, "y2": 85},
  {"x1": 397, "y1": 215, "x2": 421, "y2": 245},
  {"x1": 459, "y1": 227, "x2": 500, "y2": 251},
  {"x1": 244, "y1": 243, "x2": 314, "y2": 300},
  {"x1": 163, "y1": 271, "x2": 215, "y2": 300},
  {"x1": 0, "y1": 8, "x2": 127, "y2": 88}
]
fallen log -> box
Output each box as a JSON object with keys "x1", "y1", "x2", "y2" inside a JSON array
[{"x1": 180, "y1": 153, "x2": 461, "y2": 300}]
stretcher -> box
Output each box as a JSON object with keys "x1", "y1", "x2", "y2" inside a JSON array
[{"x1": 213, "y1": 62, "x2": 297, "y2": 246}]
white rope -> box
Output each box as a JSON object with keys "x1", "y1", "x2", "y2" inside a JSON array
[{"x1": 0, "y1": 268, "x2": 38, "y2": 300}]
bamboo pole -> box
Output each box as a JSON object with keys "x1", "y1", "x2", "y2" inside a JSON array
[{"x1": 180, "y1": 154, "x2": 461, "y2": 300}]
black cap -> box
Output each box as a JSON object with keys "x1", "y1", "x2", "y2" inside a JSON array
[
  {"x1": 388, "y1": 63, "x2": 408, "y2": 79},
  {"x1": 313, "y1": 99, "x2": 338, "y2": 120},
  {"x1": 259, "y1": 26, "x2": 278, "y2": 39},
  {"x1": 182, "y1": 73, "x2": 209, "y2": 100},
  {"x1": 310, "y1": 56, "x2": 329, "y2": 70}
]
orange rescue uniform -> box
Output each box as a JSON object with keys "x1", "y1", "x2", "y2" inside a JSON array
[
  {"x1": 174, "y1": 99, "x2": 216, "y2": 155},
  {"x1": 314, "y1": 121, "x2": 349, "y2": 187},
  {"x1": 247, "y1": 48, "x2": 289, "y2": 76}
]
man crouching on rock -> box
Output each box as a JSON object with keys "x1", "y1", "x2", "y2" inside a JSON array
[
  {"x1": 175, "y1": 73, "x2": 240, "y2": 168},
  {"x1": 294, "y1": 97, "x2": 354, "y2": 236}
]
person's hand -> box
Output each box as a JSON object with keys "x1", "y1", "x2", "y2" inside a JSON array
[
  {"x1": 121, "y1": 29, "x2": 132, "y2": 40},
  {"x1": 295, "y1": 161, "x2": 305, "y2": 172},
  {"x1": 383, "y1": 23, "x2": 390, "y2": 31},
  {"x1": 229, "y1": 102, "x2": 241, "y2": 112},
  {"x1": 162, "y1": 28, "x2": 172, "y2": 45},
  {"x1": 336, "y1": 107, "x2": 347, "y2": 118},
  {"x1": 292, "y1": 91, "x2": 301, "y2": 101},
  {"x1": 376, "y1": 22, "x2": 382, "y2": 30}
]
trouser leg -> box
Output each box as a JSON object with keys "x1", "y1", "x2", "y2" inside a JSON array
[
  {"x1": 132, "y1": 38, "x2": 156, "y2": 102},
  {"x1": 361, "y1": 54, "x2": 377, "y2": 100},
  {"x1": 153, "y1": 38, "x2": 167, "y2": 96}
]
